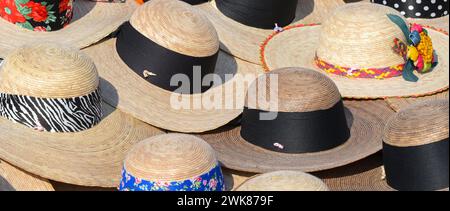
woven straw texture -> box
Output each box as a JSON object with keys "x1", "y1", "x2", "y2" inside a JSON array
[
  {"x1": 196, "y1": 0, "x2": 358, "y2": 64},
  {"x1": 124, "y1": 134, "x2": 218, "y2": 181},
  {"x1": 386, "y1": 91, "x2": 449, "y2": 112},
  {"x1": 0, "y1": 0, "x2": 137, "y2": 58},
  {"x1": 262, "y1": 3, "x2": 449, "y2": 99},
  {"x1": 236, "y1": 171, "x2": 329, "y2": 191},
  {"x1": 0, "y1": 44, "x2": 165, "y2": 187},
  {"x1": 1, "y1": 159, "x2": 54, "y2": 191},
  {"x1": 82, "y1": 0, "x2": 261, "y2": 133},
  {"x1": 199, "y1": 68, "x2": 395, "y2": 173}
]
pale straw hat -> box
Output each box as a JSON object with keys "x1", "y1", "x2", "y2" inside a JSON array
[
  {"x1": 0, "y1": 0, "x2": 138, "y2": 58},
  {"x1": 260, "y1": 2, "x2": 449, "y2": 99},
  {"x1": 199, "y1": 67, "x2": 395, "y2": 173},
  {"x1": 83, "y1": 0, "x2": 260, "y2": 133},
  {"x1": 319, "y1": 100, "x2": 449, "y2": 191},
  {"x1": 0, "y1": 44, "x2": 164, "y2": 188},
  {"x1": 195, "y1": 0, "x2": 359, "y2": 64},
  {"x1": 119, "y1": 134, "x2": 225, "y2": 191},
  {"x1": 386, "y1": 90, "x2": 449, "y2": 112},
  {"x1": 1, "y1": 159, "x2": 54, "y2": 191},
  {"x1": 236, "y1": 171, "x2": 329, "y2": 191}
]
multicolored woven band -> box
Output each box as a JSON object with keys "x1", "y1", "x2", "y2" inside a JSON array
[
  {"x1": 119, "y1": 163, "x2": 225, "y2": 191},
  {"x1": 314, "y1": 55, "x2": 405, "y2": 79}
]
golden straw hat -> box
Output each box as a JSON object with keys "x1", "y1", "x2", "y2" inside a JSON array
[
  {"x1": 0, "y1": 0, "x2": 137, "y2": 58},
  {"x1": 1, "y1": 159, "x2": 54, "y2": 191},
  {"x1": 195, "y1": 0, "x2": 359, "y2": 64},
  {"x1": 260, "y1": 2, "x2": 449, "y2": 99},
  {"x1": 0, "y1": 44, "x2": 164, "y2": 188},
  {"x1": 119, "y1": 134, "x2": 225, "y2": 191},
  {"x1": 386, "y1": 90, "x2": 449, "y2": 112},
  {"x1": 236, "y1": 171, "x2": 329, "y2": 191},
  {"x1": 199, "y1": 67, "x2": 395, "y2": 173},
  {"x1": 319, "y1": 100, "x2": 449, "y2": 191},
  {"x1": 83, "y1": 0, "x2": 260, "y2": 133}
]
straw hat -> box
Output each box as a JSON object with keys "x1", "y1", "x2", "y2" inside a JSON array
[
  {"x1": 1, "y1": 159, "x2": 54, "y2": 191},
  {"x1": 82, "y1": 0, "x2": 260, "y2": 133},
  {"x1": 386, "y1": 90, "x2": 449, "y2": 112},
  {"x1": 199, "y1": 67, "x2": 395, "y2": 173},
  {"x1": 236, "y1": 171, "x2": 329, "y2": 191},
  {"x1": 319, "y1": 100, "x2": 449, "y2": 191},
  {"x1": 0, "y1": 44, "x2": 164, "y2": 188},
  {"x1": 260, "y1": 2, "x2": 449, "y2": 99},
  {"x1": 0, "y1": 0, "x2": 137, "y2": 58},
  {"x1": 119, "y1": 134, "x2": 225, "y2": 191},
  {"x1": 195, "y1": 0, "x2": 358, "y2": 64}
]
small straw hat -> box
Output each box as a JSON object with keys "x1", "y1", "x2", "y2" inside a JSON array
[
  {"x1": 196, "y1": 0, "x2": 354, "y2": 64},
  {"x1": 83, "y1": 0, "x2": 260, "y2": 133},
  {"x1": 260, "y1": 2, "x2": 449, "y2": 99},
  {"x1": 386, "y1": 90, "x2": 449, "y2": 112},
  {"x1": 199, "y1": 67, "x2": 395, "y2": 173},
  {"x1": 0, "y1": 44, "x2": 164, "y2": 187},
  {"x1": 1, "y1": 159, "x2": 54, "y2": 191},
  {"x1": 119, "y1": 134, "x2": 225, "y2": 191},
  {"x1": 0, "y1": 0, "x2": 138, "y2": 58},
  {"x1": 319, "y1": 100, "x2": 449, "y2": 191},
  {"x1": 236, "y1": 171, "x2": 329, "y2": 191}
]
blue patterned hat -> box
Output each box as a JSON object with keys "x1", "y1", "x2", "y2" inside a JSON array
[{"x1": 119, "y1": 134, "x2": 225, "y2": 191}]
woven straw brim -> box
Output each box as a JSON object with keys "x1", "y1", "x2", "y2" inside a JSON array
[
  {"x1": 316, "y1": 153, "x2": 449, "y2": 191},
  {"x1": 0, "y1": 1, "x2": 137, "y2": 58},
  {"x1": 1, "y1": 159, "x2": 54, "y2": 191},
  {"x1": 386, "y1": 91, "x2": 449, "y2": 112},
  {"x1": 223, "y1": 168, "x2": 255, "y2": 191},
  {"x1": 82, "y1": 39, "x2": 261, "y2": 133},
  {"x1": 0, "y1": 102, "x2": 165, "y2": 187},
  {"x1": 198, "y1": 100, "x2": 394, "y2": 173},
  {"x1": 262, "y1": 25, "x2": 449, "y2": 99},
  {"x1": 195, "y1": 0, "x2": 351, "y2": 64},
  {"x1": 409, "y1": 16, "x2": 449, "y2": 32}
]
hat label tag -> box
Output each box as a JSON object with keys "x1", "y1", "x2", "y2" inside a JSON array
[
  {"x1": 143, "y1": 70, "x2": 157, "y2": 78},
  {"x1": 273, "y1": 142, "x2": 284, "y2": 150}
]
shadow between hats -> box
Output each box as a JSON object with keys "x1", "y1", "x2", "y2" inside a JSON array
[
  {"x1": 72, "y1": 0, "x2": 96, "y2": 24},
  {"x1": 99, "y1": 77, "x2": 120, "y2": 116},
  {"x1": 0, "y1": 176, "x2": 15, "y2": 191},
  {"x1": 314, "y1": 152, "x2": 383, "y2": 179}
]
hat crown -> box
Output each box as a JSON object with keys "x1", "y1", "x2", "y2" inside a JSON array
[
  {"x1": 124, "y1": 134, "x2": 218, "y2": 181},
  {"x1": 245, "y1": 68, "x2": 342, "y2": 112},
  {"x1": 384, "y1": 99, "x2": 449, "y2": 147},
  {"x1": 237, "y1": 171, "x2": 329, "y2": 191},
  {"x1": 317, "y1": 3, "x2": 407, "y2": 69},
  {"x1": 0, "y1": 44, "x2": 99, "y2": 98},
  {"x1": 130, "y1": 0, "x2": 219, "y2": 57}
]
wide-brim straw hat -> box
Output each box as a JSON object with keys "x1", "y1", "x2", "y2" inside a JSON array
[
  {"x1": 1, "y1": 159, "x2": 54, "y2": 191},
  {"x1": 386, "y1": 90, "x2": 449, "y2": 112},
  {"x1": 260, "y1": 3, "x2": 449, "y2": 99},
  {"x1": 83, "y1": 0, "x2": 260, "y2": 133},
  {"x1": 196, "y1": 0, "x2": 356, "y2": 64},
  {"x1": 199, "y1": 68, "x2": 395, "y2": 173},
  {"x1": 0, "y1": 44, "x2": 164, "y2": 188},
  {"x1": 0, "y1": 0, "x2": 137, "y2": 58},
  {"x1": 318, "y1": 100, "x2": 449, "y2": 191},
  {"x1": 235, "y1": 171, "x2": 329, "y2": 191}
]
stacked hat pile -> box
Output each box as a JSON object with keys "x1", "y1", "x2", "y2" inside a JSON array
[{"x1": 0, "y1": 0, "x2": 448, "y2": 191}]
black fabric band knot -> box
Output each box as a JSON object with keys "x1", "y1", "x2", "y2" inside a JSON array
[
  {"x1": 383, "y1": 139, "x2": 449, "y2": 191},
  {"x1": 216, "y1": 0, "x2": 298, "y2": 29},
  {"x1": 115, "y1": 21, "x2": 219, "y2": 94},
  {"x1": 240, "y1": 100, "x2": 350, "y2": 154}
]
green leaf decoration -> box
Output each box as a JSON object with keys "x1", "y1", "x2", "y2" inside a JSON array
[
  {"x1": 16, "y1": 21, "x2": 34, "y2": 31},
  {"x1": 432, "y1": 50, "x2": 439, "y2": 68},
  {"x1": 387, "y1": 14, "x2": 412, "y2": 45},
  {"x1": 15, "y1": 0, "x2": 30, "y2": 5},
  {"x1": 41, "y1": 2, "x2": 47, "y2": 6},
  {"x1": 402, "y1": 59, "x2": 418, "y2": 82},
  {"x1": 17, "y1": 4, "x2": 31, "y2": 15}
]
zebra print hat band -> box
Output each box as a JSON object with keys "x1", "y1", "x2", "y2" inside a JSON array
[{"x1": 0, "y1": 88, "x2": 103, "y2": 133}]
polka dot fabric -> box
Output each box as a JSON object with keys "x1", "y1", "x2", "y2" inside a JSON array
[{"x1": 371, "y1": 0, "x2": 449, "y2": 19}]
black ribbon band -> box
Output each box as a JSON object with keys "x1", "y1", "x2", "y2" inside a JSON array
[
  {"x1": 383, "y1": 139, "x2": 449, "y2": 191},
  {"x1": 216, "y1": 0, "x2": 298, "y2": 29},
  {"x1": 115, "y1": 21, "x2": 219, "y2": 94},
  {"x1": 0, "y1": 89, "x2": 103, "y2": 133},
  {"x1": 240, "y1": 101, "x2": 350, "y2": 154},
  {"x1": 371, "y1": 0, "x2": 449, "y2": 19}
]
